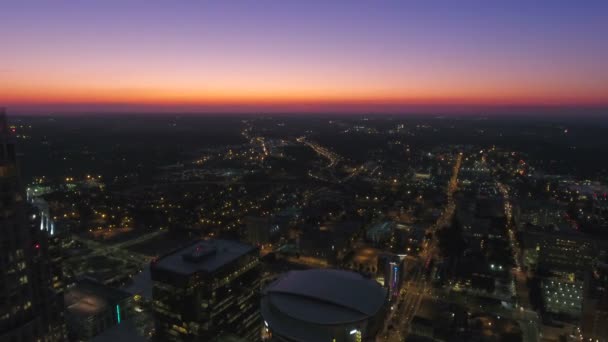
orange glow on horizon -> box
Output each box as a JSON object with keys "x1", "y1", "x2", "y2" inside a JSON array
[{"x1": 3, "y1": 83, "x2": 607, "y2": 109}]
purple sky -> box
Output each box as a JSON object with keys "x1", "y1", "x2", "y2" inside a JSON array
[{"x1": 1, "y1": 1, "x2": 607, "y2": 114}]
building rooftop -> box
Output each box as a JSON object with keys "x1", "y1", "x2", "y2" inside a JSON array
[
  {"x1": 65, "y1": 279, "x2": 131, "y2": 317},
  {"x1": 261, "y1": 269, "x2": 387, "y2": 341},
  {"x1": 66, "y1": 292, "x2": 107, "y2": 316},
  {"x1": 153, "y1": 239, "x2": 256, "y2": 276},
  {"x1": 367, "y1": 221, "x2": 394, "y2": 235},
  {"x1": 123, "y1": 265, "x2": 152, "y2": 299},
  {"x1": 352, "y1": 247, "x2": 381, "y2": 266}
]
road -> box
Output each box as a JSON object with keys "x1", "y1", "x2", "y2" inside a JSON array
[
  {"x1": 379, "y1": 153, "x2": 462, "y2": 341},
  {"x1": 381, "y1": 156, "x2": 539, "y2": 342},
  {"x1": 299, "y1": 138, "x2": 374, "y2": 184},
  {"x1": 496, "y1": 181, "x2": 540, "y2": 342},
  {"x1": 71, "y1": 229, "x2": 163, "y2": 264},
  {"x1": 302, "y1": 140, "x2": 341, "y2": 168}
]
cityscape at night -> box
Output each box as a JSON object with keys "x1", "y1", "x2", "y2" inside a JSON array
[{"x1": 1, "y1": 1, "x2": 608, "y2": 342}]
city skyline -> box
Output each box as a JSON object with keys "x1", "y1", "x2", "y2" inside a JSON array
[
  {"x1": 2, "y1": 2, "x2": 608, "y2": 340},
  {"x1": 2, "y1": 1, "x2": 607, "y2": 114}
]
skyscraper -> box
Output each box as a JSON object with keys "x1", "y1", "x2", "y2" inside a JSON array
[
  {"x1": 0, "y1": 109, "x2": 66, "y2": 341},
  {"x1": 151, "y1": 239, "x2": 262, "y2": 341}
]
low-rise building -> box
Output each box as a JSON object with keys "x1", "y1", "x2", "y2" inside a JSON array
[
  {"x1": 542, "y1": 278, "x2": 584, "y2": 318},
  {"x1": 65, "y1": 279, "x2": 134, "y2": 340}
]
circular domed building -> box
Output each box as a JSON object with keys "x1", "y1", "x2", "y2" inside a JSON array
[{"x1": 261, "y1": 269, "x2": 388, "y2": 342}]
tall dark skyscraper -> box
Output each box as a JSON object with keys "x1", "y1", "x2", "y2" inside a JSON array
[{"x1": 0, "y1": 109, "x2": 66, "y2": 342}]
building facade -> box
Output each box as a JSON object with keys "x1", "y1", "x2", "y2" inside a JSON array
[
  {"x1": 245, "y1": 216, "x2": 281, "y2": 246},
  {"x1": 151, "y1": 239, "x2": 262, "y2": 341},
  {"x1": 581, "y1": 257, "x2": 608, "y2": 341},
  {"x1": 522, "y1": 229, "x2": 596, "y2": 277},
  {"x1": 64, "y1": 279, "x2": 134, "y2": 340},
  {"x1": 0, "y1": 110, "x2": 66, "y2": 341}
]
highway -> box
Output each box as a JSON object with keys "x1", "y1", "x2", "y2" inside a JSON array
[
  {"x1": 379, "y1": 153, "x2": 462, "y2": 341},
  {"x1": 297, "y1": 137, "x2": 341, "y2": 168}
]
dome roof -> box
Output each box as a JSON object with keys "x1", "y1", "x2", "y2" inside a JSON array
[{"x1": 261, "y1": 269, "x2": 387, "y2": 341}]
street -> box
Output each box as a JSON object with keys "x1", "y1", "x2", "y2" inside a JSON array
[{"x1": 379, "y1": 153, "x2": 462, "y2": 341}]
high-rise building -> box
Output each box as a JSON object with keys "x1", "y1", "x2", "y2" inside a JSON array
[
  {"x1": 0, "y1": 109, "x2": 67, "y2": 341},
  {"x1": 151, "y1": 239, "x2": 262, "y2": 341}
]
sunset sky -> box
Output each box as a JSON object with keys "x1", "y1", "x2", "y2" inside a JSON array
[{"x1": 1, "y1": 1, "x2": 607, "y2": 114}]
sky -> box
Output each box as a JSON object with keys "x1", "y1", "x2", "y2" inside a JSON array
[{"x1": 1, "y1": 1, "x2": 607, "y2": 114}]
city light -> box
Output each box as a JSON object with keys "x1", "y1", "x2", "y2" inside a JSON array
[{"x1": 1, "y1": 4, "x2": 606, "y2": 338}]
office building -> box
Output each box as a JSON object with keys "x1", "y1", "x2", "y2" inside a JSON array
[
  {"x1": 245, "y1": 216, "x2": 281, "y2": 246},
  {"x1": 0, "y1": 109, "x2": 66, "y2": 341},
  {"x1": 151, "y1": 239, "x2": 262, "y2": 341},
  {"x1": 408, "y1": 299, "x2": 469, "y2": 341},
  {"x1": 384, "y1": 256, "x2": 402, "y2": 300},
  {"x1": 521, "y1": 228, "x2": 596, "y2": 276},
  {"x1": 298, "y1": 221, "x2": 361, "y2": 265},
  {"x1": 581, "y1": 256, "x2": 608, "y2": 341}
]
